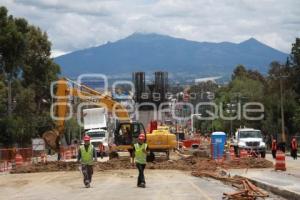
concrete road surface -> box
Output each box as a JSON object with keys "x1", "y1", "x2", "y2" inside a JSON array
[
  {"x1": 0, "y1": 170, "x2": 231, "y2": 200},
  {"x1": 266, "y1": 153, "x2": 300, "y2": 177},
  {"x1": 0, "y1": 169, "x2": 284, "y2": 200}
]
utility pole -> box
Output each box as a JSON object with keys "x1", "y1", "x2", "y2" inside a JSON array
[
  {"x1": 271, "y1": 66, "x2": 288, "y2": 151},
  {"x1": 279, "y1": 76, "x2": 286, "y2": 143}
]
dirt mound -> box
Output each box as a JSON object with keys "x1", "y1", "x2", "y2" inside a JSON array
[
  {"x1": 10, "y1": 159, "x2": 135, "y2": 174},
  {"x1": 10, "y1": 162, "x2": 79, "y2": 173},
  {"x1": 10, "y1": 156, "x2": 273, "y2": 174}
]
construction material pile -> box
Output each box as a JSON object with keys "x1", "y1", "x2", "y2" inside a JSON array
[
  {"x1": 192, "y1": 171, "x2": 269, "y2": 200},
  {"x1": 10, "y1": 155, "x2": 273, "y2": 174}
]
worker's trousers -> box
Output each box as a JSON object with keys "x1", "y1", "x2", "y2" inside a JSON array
[
  {"x1": 272, "y1": 150, "x2": 276, "y2": 159},
  {"x1": 82, "y1": 164, "x2": 93, "y2": 185},
  {"x1": 291, "y1": 149, "x2": 297, "y2": 160},
  {"x1": 136, "y1": 163, "x2": 146, "y2": 186}
]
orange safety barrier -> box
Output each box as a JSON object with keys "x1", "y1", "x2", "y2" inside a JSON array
[
  {"x1": 0, "y1": 147, "x2": 47, "y2": 171},
  {"x1": 275, "y1": 150, "x2": 286, "y2": 171},
  {"x1": 182, "y1": 139, "x2": 203, "y2": 149},
  {"x1": 60, "y1": 145, "x2": 79, "y2": 160},
  {"x1": 0, "y1": 147, "x2": 33, "y2": 162},
  {"x1": 40, "y1": 152, "x2": 47, "y2": 163},
  {"x1": 0, "y1": 161, "x2": 12, "y2": 172}
]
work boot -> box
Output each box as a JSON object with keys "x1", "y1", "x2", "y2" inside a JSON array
[
  {"x1": 84, "y1": 180, "x2": 90, "y2": 188},
  {"x1": 140, "y1": 183, "x2": 145, "y2": 188}
]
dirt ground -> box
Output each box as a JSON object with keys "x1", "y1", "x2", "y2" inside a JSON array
[
  {"x1": 10, "y1": 153, "x2": 273, "y2": 174},
  {"x1": 1, "y1": 152, "x2": 282, "y2": 200}
]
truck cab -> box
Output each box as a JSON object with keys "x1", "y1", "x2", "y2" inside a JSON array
[
  {"x1": 85, "y1": 128, "x2": 109, "y2": 155},
  {"x1": 232, "y1": 128, "x2": 266, "y2": 158}
]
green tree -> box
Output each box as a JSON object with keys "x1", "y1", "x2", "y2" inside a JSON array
[
  {"x1": 291, "y1": 38, "x2": 300, "y2": 95},
  {"x1": 0, "y1": 7, "x2": 26, "y2": 77},
  {"x1": 22, "y1": 25, "x2": 60, "y2": 112},
  {"x1": 0, "y1": 6, "x2": 60, "y2": 147}
]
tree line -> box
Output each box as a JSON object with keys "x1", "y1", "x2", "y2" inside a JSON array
[
  {"x1": 191, "y1": 38, "x2": 300, "y2": 144},
  {"x1": 0, "y1": 6, "x2": 60, "y2": 147}
]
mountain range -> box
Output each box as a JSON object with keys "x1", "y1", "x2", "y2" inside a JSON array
[{"x1": 55, "y1": 33, "x2": 288, "y2": 81}]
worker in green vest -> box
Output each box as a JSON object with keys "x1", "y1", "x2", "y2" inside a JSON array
[
  {"x1": 77, "y1": 135, "x2": 97, "y2": 188},
  {"x1": 132, "y1": 133, "x2": 148, "y2": 188}
]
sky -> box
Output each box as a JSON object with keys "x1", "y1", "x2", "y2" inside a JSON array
[{"x1": 1, "y1": 0, "x2": 299, "y2": 57}]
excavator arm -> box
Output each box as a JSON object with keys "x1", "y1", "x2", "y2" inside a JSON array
[{"x1": 42, "y1": 78, "x2": 130, "y2": 151}]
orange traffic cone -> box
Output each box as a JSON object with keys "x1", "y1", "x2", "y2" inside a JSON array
[
  {"x1": 65, "y1": 150, "x2": 72, "y2": 160},
  {"x1": 239, "y1": 149, "x2": 248, "y2": 158}
]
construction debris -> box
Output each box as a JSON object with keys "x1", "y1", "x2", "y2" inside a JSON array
[{"x1": 191, "y1": 171, "x2": 269, "y2": 200}]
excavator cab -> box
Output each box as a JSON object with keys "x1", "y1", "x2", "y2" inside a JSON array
[{"x1": 114, "y1": 122, "x2": 146, "y2": 146}]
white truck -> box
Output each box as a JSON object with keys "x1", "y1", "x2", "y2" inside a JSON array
[
  {"x1": 83, "y1": 108, "x2": 110, "y2": 156},
  {"x1": 232, "y1": 128, "x2": 266, "y2": 158}
]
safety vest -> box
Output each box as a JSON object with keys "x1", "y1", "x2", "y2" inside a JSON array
[
  {"x1": 98, "y1": 144, "x2": 105, "y2": 152},
  {"x1": 80, "y1": 144, "x2": 94, "y2": 165},
  {"x1": 292, "y1": 139, "x2": 297, "y2": 150},
  {"x1": 134, "y1": 143, "x2": 148, "y2": 164},
  {"x1": 272, "y1": 141, "x2": 277, "y2": 150}
]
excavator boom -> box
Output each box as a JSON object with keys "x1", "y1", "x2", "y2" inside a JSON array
[{"x1": 43, "y1": 78, "x2": 129, "y2": 151}]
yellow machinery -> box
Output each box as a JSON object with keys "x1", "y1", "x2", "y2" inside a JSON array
[{"x1": 43, "y1": 78, "x2": 176, "y2": 161}]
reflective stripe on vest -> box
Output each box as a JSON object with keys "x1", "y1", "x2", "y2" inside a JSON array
[
  {"x1": 80, "y1": 144, "x2": 94, "y2": 165},
  {"x1": 134, "y1": 143, "x2": 147, "y2": 164}
]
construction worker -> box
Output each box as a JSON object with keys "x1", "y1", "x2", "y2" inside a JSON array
[
  {"x1": 132, "y1": 133, "x2": 148, "y2": 188},
  {"x1": 98, "y1": 142, "x2": 105, "y2": 159},
  {"x1": 291, "y1": 136, "x2": 298, "y2": 160},
  {"x1": 271, "y1": 139, "x2": 277, "y2": 159},
  {"x1": 77, "y1": 135, "x2": 97, "y2": 188}
]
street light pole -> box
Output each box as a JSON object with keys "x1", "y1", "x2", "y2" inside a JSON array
[{"x1": 191, "y1": 114, "x2": 202, "y2": 133}]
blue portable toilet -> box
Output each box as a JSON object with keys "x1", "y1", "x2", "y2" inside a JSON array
[{"x1": 211, "y1": 132, "x2": 226, "y2": 159}]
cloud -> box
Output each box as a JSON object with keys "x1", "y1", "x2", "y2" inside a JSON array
[{"x1": 1, "y1": 0, "x2": 299, "y2": 55}]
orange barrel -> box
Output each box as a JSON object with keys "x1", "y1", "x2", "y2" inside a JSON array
[
  {"x1": 65, "y1": 150, "x2": 72, "y2": 160},
  {"x1": 275, "y1": 150, "x2": 286, "y2": 171},
  {"x1": 15, "y1": 153, "x2": 23, "y2": 166},
  {"x1": 240, "y1": 149, "x2": 248, "y2": 158}
]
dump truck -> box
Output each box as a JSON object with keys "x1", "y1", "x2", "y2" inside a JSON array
[{"x1": 83, "y1": 108, "x2": 110, "y2": 156}]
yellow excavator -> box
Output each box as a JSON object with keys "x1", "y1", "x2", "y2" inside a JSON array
[{"x1": 42, "y1": 77, "x2": 176, "y2": 161}]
